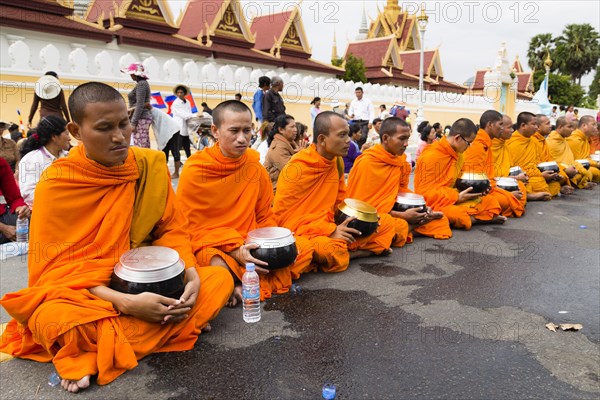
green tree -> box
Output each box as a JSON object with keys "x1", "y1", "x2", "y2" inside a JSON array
[
  {"x1": 554, "y1": 24, "x2": 600, "y2": 85},
  {"x1": 533, "y1": 70, "x2": 585, "y2": 106},
  {"x1": 339, "y1": 53, "x2": 367, "y2": 83},
  {"x1": 527, "y1": 33, "x2": 555, "y2": 72},
  {"x1": 586, "y1": 65, "x2": 600, "y2": 106}
]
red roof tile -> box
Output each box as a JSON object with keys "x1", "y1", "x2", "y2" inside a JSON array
[
  {"x1": 251, "y1": 11, "x2": 294, "y2": 51},
  {"x1": 517, "y1": 73, "x2": 532, "y2": 92},
  {"x1": 178, "y1": 0, "x2": 225, "y2": 38},
  {"x1": 400, "y1": 18, "x2": 412, "y2": 44},
  {"x1": 512, "y1": 58, "x2": 524, "y2": 73},
  {"x1": 86, "y1": 0, "x2": 126, "y2": 23},
  {"x1": 470, "y1": 70, "x2": 487, "y2": 90},
  {"x1": 345, "y1": 38, "x2": 394, "y2": 69},
  {"x1": 400, "y1": 50, "x2": 435, "y2": 76}
]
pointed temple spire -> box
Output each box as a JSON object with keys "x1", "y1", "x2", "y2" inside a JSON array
[{"x1": 356, "y1": 2, "x2": 369, "y2": 40}]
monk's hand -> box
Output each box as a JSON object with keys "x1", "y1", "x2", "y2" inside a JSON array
[
  {"x1": 516, "y1": 173, "x2": 529, "y2": 184},
  {"x1": 168, "y1": 268, "x2": 200, "y2": 319},
  {"x1": 14, "y1": 205, "x2": 31, "y2": 219},
  {"x1": 331, "y1": 217, "x2": 361, "y2": 243},
  {"x1": 511, "y1": 190, "x2": 523, "y2": 200},
  {"x1": 122, "y1": 292, "x2": 189, "y2": 324},
  {"x1": 457, "y1": 187, "x2": 481, "y2": 203},
  {"x1": 229, "y1": 244, "x2": 270, "y2": 274},
  {"x1": 541, "y1": 170, "x2": 558, "y2": 182},
  {"x1": 393, "y1": 208, "x2": 427, "y2": 226},
  {"x1": 426, "y1": 208, "x2": 444, "y2": 220}
]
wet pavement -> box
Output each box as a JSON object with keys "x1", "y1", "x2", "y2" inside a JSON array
[{"x1": 0, "y1": 186, "x2": 598, "y2": 399}]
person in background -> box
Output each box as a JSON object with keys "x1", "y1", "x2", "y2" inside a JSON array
[
  {"x1": 0, "y1": 157, "x2": 30, "y2": 243},
  {"x1": 263, "y1": 76, "x2": 286, "y2": 123},
  {"x1": 28, "y1": 71, "x2": 70, "y2": 127},
  {"x1": 415, "y1": 123, "x2": 435, "y2": 161},
  {"x1": 550, "y1": 105, "x2": 558, "y2": 129},
  {"x1": 348, "y1": 87, "x2": 374, "y2": 147},
  {"x1": 264, "y1": 114, "x2": 299, "y2": 191},
  {"x1": 252, "y1": 76, "x2": 271, "y2": 124},
  {"x1": 18, "y1": 116, "x2": 70, "y2": 207},
  {"x1": 0, "y1": 121, "x2": 20, "y2": 173},
  {"x1": 8, "y1": 124, "x2": 22, "y2": 143},
  {"x1": 310, "y1": 97, "x2": 321, "y2": 126},
  {"x1": 565, "y1": 105, "x2": 575, "y2": 123},
  {"x1": 342, "y1": 102, "x2": 352, "y2": 121},
  {"x1": 379, "y1": 104, "x2": 390, "y2": 120},
  {"x1": 171, "y1": 84, "x2": 196, "y2": 171},
  {"x1": 234, "y1": 93, "x2": 242, "y2": 101},
  {"x1": 342, "y1": 123, "x2": 362, "y2": 173},
  {"x1": 201, "y1": 102, "x2": 213, "y2": 116},
  {"x1": 122, "y1": 63, "x2": 152, "y2": 148},
  {"x1": 295, "y1": 122, "x2": 309, "y2": 149},
  {"x1": 363, "y1": 117, "x2": 382, "y2": 150},
  {"x1": 432, "y1": 122, "x2": 443, "y2": 140},
  {"x1": 573, "y1": 109, "x2": 579, "y2": 122}
]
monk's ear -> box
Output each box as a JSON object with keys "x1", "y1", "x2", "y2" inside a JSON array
[
  {"x1": 211, "y1": 124, "x2": 219, "y2": 140},
  {"x1": 67, "y1": 121, "x2": 81, "y2": 141}
]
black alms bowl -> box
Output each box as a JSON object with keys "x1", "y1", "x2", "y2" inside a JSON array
[
  {"x1": 110, "y1": 246, "x2": 186, "y2": 299},
  {"x1": 537, "y1": 161, "x2": 559, "y2": 173},
  {"x1": 495, "y1": 177, "x2": 519, "y2": 192},
  {"x1": 393, "y1": 192, "x2": 427, "y2": 213},
  {"x1": 246, "y1": 227, "x2": 297, "y2": 270},
  {"x1": 455, "y1": 172, "x2": 490, "y2": 194},
  {"x1": 509, "y1": 166, "x2": 523, "y2": 177},
  {"x1": 335, "y1": 198, "x2": 379, "y2": 238},
  {"x1": 576, "y1": 159, "x2": 590, "y2": 170}
]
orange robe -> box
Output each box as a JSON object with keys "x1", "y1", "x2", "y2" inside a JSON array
[
  {"x1": 567, "y1": 129, "x2": 600, "y2": 183},
  {"x1": 491, "y1": 137, "x2": 528, "y2": 208},
  {"x1": 506, "y1": 131, "x2": 558, "y2": 195},
  {"x1": 532, "y1": 132, "x2": 571, "y2": 187},
  {"x1": 176, "y1": 144, "x2": 313, "y2": 300},
  {"x1": 346, "y1": 144, "x2": 451, "y2": 241},
  {"x1": 546, "y1": 131, "x2": 593, "y2": 188},
  {"x1": 414, "y1": 137, "x2": 501, "y2": 230},
  {"x1": 0, "y1": 146, "x2": 232, "y2": 385},
  {"x1": 591, "y1": 134, "x2": 600, "y2": 152},
  {"x1": 273, "y1": 144, "x2": 395, "y2": 273},
  {"x1": 462, "y1": 129, "x2": 525, "y2": 217}
]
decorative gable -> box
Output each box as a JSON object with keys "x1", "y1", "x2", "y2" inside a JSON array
[
  {"x1": 281, "y1": 20, "x2": 303, "y2": 50},
  {"x1": 214, "y1": 2, "x2": 244, "y2": 38},
  {"x1": 126, "y1": 0, "x2": 165, "y2": 24}
]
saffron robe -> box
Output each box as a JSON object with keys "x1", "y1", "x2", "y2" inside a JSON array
[
  {"x1": 491, "y1": 137, "x2": 528, "y2": 207},
  {"x1": 546, "y1": 131, "x2": 593, "y2": 188},
  {"x1": 506, "y1": 131, "x2": 559, "y2": 195},
  {"x1": 414, "y1": 137, "x2": 501, "y2": 230},
  {"x1": 176, "y1": 144, "x2": 313, "y2": 300},
  {"x1": 346, "y1": 144, "x2": 451, "y2": 241},
  {"x1": 0, "y1": 146, "x2": 233, "y2": 385},
  {"x1": 462, "y1": 129, "x2": 524, "y2": 217},
  {"x1": 273, "y1": 144, "x2": 396, "y2": 273},
  {"x1": 532, "y1": 132, "x2": 571, "y2": 187},
  {"x1": 567, "y1": 129, "x2": 600, "y2": 183}
]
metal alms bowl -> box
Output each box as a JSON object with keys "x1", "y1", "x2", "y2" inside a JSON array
[
  {"x1": 495, "y1": 177, "x2": 519, "y2": 192},
  {"x1": 537, "y1": 161, "x2": 559, "y2": 173},
  {"x1": 455, "y1": 172, "x2": 490, "y2": 194},
  {"x1": 334, "y1": 198, "x2": 379, "y2": 237},
  {"x1": 246, "y1": 227, "x2": 297, "y2": 270},
  {"x1": 509, "y1": 166, "x2": 523, "y2": 176},
  {"x1": 576, "y1": 159, "x2": 591, "y2": 170},
  {"x1": 393, "y1": 192, "x2": 427, "y2": 213},
  {"x1": 110, "y1": 246, "x2": 186, "y2": 299}
]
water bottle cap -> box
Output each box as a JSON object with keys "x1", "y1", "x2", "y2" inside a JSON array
[
  {"x1": 322, "y1": 381, "x2": 336, "y2": 399},
  {"x1": 245, "y1": 263, "x2": 255, "y2": 272}
]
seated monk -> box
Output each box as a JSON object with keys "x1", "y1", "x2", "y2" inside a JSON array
[
  {"x1": 414, "y1": 118, "x2": 506, "y2": 230},
  {"x1": 567, "y1": 115, "x2": 600, "y2": 183},
  {"x1": 590, "y1": 122, "x2": 600, "y2": 152},
  {"x1": 462, "y1": 110, "x2": 525, "y2": 218},
  {"x1": 346, "y1": 117, "x2": 451, "y2": 242},
  {"x1": 273, "y1": 111, "x2": 396, "y2": 273},
  {"x1": 506, "y1": 112, "x2": 558, "y2": 200},
  {"x1": 533, "y1": 114, "x2": 574, "y2": 194},
  {"x1": 176, "y1": 100, "x2": 313, "y2": 305},
  {"x1": 0, "y1": 82, "x2": 233, "y2": 393},
  {"x1": 547, "y1": 117, "x2": 596, "y2": 190}
]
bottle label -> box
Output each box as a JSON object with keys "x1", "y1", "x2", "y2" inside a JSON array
[{"x1": 242, "y1": 285, "x2": 259, "y2": 300}]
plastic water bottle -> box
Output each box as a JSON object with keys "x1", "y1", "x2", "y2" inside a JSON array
[
  {"x1": 242, "y1": 263, "x2": 261, "y2": 323},
  {"x1": 15, "y1": 217, "x2": 29, "y2": 243},
  {"x1": 322, "y1": 380, "x2": 337, "y2": 399}
]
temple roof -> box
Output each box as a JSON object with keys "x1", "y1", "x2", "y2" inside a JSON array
[
  {"x1": 345, "y1": 37, "x2": 402, "y2": 69},
  {"x1": 85, "y1": 0, "x2": 176, "y2": 32},
  {"x1": 512, "y1": 56, "x2": 525, "y2": 73},
  {"x1": 251, "y1": 8, "x2": 311, "y2": 56},
  {"x1": 399, "y1": 49, "x2": 442, "y2": 78}
]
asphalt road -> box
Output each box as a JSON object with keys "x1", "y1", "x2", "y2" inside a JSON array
[{"x1": 0, "y1": 188, "x2": 598, "y2": 399}]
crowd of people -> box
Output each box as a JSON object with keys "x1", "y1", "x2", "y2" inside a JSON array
[{"x1": 0, "y1": 74, "x2": 599, "y2": 394}]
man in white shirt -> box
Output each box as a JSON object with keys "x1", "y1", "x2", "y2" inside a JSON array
[{"x1": 348, "y1": 87, "x2": 374, "y2": 147}]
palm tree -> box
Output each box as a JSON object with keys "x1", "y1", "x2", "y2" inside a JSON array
[
  {"x1": 527, "y1": 33, "x2": 555, "y2": 72},
  {"x1": 554, "y1": 24, "x2": 600, "y2": 85}
]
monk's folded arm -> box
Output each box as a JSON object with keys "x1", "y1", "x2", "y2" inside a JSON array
[{"x1": 255, "y1": 170, "x2": 277, "y2": 227}]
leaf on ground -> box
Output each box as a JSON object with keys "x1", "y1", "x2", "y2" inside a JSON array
[
  {"x1": 546, "y1": 322, "x2": 558, "y2": 332},
  {"x1": 559, "y1": 323, "x2": 583, "y2": 331}
]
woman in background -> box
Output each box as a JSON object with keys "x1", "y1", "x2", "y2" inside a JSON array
[
  {"x1": 264, "y1": 114, "x2": 298, "y2": 190},
  {"x1": 122, "y1": 63, "x2": 152, "y2": 148}
]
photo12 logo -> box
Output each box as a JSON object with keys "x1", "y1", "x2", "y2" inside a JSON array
[{"x1": 400, "y1": 1, "x2": 540, "y2": 24}]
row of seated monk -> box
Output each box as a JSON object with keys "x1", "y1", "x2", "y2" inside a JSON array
[{"x1": 1, "y1": 81, "x2": 598, "y2": 394}]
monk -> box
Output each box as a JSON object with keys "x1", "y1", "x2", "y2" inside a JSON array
[
  {"x1": 346, "y1": 117, "x2": 451, "y2": 242},
  {"x1": 506, "y1": 112, "x2": 562, "y2": 199},
  {"x1": 491, "y1": 115, "x2": 530, "y2": 206},
  {"x1": 176, "y1": 100, "x2": 313, "y2": 305},
  {"x1": 273, "y1": 111, "x2": 396, "y2": 273},
  {"x1": 533, "y1": 114, "x2": 575, "y2": 194},
  {"x1": 414, "y1": 118, "x2": 505, "y2": 230},
  {"x1": 546, "y1": 117, "x2": 595, "y2": 190},
  {"x1": 0, "y1": 82, "x2": 233, "y2": 393},
  {"x1": 462, "y1": 110, "x2": 525, "y2": 217},
  {"x1": 567, "y1": 115, "x2": 600, "y2": 183}
]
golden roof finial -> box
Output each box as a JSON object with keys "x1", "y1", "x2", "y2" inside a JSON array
[{"x1": 544, "y1": 50, "x2": 553, "y2": 69}]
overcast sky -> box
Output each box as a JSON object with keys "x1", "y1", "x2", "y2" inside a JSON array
[{"x1": 167, "y1": 1, "x2": 600, "y2": 89}]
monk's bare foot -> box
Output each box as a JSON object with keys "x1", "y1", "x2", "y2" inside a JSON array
[
  {"x1": 527, "y1": 192, "x2": 552, "y2": 201},
  {"x1": 226, "y1": 284, "x2": 242, "y2": 308},
  {"x1": 427, "y1": 211, "x2": 444, "y2": 220},
  {"x1": 490, "y1": 215, "x2": 507, "y2": 224},
  {"x1": 60, "y1": 375, "x2": 90, "y2": 393},
  {"x1": 560, "y1": 186, "x2": 574, "y2": 195},
  {"x1": 201, "y1": 322, "x2": 212, "y2": 332},
  {"x1": 584, "y1": 182, "x2": 596, "y2": 190}
]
